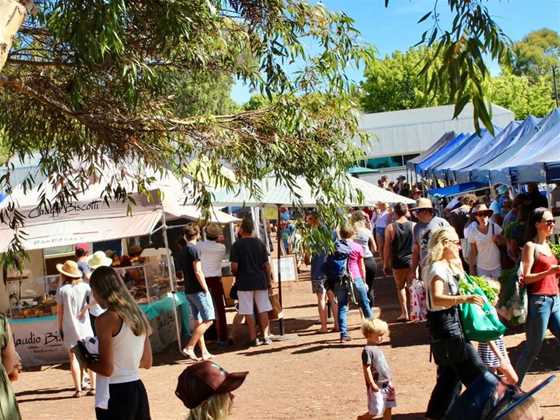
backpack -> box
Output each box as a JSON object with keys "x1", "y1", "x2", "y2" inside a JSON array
[{"x1": 325, "y1": 239, "x2": 352, "y2": 280}]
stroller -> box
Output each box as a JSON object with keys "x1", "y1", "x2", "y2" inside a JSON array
[{"x1": 445, "y1": 371, "x2": 556, "y2": 419}]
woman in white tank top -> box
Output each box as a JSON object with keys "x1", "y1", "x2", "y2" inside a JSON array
[{"x1": 86, "y1": 266, "x2": 153, "y2": 420}]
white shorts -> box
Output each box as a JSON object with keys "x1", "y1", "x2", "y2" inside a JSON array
[
  {"x1": 237, "y1": 290, "x2": 273, "y2": 315},
  {"x1": 368, "y1": 384, "x2": 396, "y2": 417}
]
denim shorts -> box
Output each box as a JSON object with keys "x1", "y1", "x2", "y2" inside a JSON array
[{"x1": 187, "y1": 291, "x2": 215, "y2": 322}]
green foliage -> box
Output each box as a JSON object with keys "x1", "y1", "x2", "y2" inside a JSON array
[
  {"x1": 0, "y1": 0, "x2": 370, "y2": 257},
  {"x1": 360, "y1": 47, "x2": 450, "y2": 113},
  {"x1": 0, "y1": 1, "x2": 519, "y2": 258},
  {"x1": 405, "y1": 0, "x2": 512, "y2": 134},
  {"x1": 486, "y1": 72, "x2": 555, "y2": 119},
  {"x1": 509, "y1": 28, "x2": 560, "y2": 80}
]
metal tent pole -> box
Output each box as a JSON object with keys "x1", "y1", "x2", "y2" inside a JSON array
[
  {"x1": 276, "y1": 205, "x2": 285, "y2": 336},
  {"x1": 161, "y1": 209, "x2": 184, "y2": 353}
]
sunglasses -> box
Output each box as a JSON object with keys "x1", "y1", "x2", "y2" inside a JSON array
[
  {"x1": 543, "y1": 219, "x2": 556, "y2": 226},
  {"x1": 475, "y1": 211, "x2": 493, "y2": 217}
]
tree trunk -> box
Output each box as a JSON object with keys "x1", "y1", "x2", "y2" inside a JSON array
[{"x1": 0, "y1": 0, "x2": 26, "y2": 73}]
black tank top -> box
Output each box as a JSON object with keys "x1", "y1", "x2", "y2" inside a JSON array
[{"x1": 391, "y1": 221, "x2": 413, "y2": 268}]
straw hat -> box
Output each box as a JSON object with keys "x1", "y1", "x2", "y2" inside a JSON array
[
  {"x1": 56, "y1": 260, "x2": 83, "y2": 279},
  {"x1": 411, "y1": 197, "x2": 436, "y2": 213},
  {"x1": 87, "y1": 251, "x2": 113, "y2": 269},
  {"x1": 205, "y1": 223, "x2": 223, "y2": 239}
]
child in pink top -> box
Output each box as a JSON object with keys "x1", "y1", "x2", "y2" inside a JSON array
[{"x1": 336, "y1": 225, "x2": 373, "y2": 342}]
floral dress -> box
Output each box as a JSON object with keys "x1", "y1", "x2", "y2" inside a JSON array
[{"x1": 0, "y1": 314, "x2": 22, "y2": 420}]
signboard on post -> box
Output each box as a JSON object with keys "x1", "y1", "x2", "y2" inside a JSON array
[{"x1": 271, "y1": 255, "x2": 298, "y2": 283}]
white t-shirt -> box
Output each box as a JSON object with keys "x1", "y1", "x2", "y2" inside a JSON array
[
  {"x1": 196, "y1": 240, "x2": 227, "y2": 278},
  {"x1": 424, "y1": 260, "x2": 461, "y2": 312},
  {"x1": 468, "y1": 222, "x2": 502, "y2": 271}
]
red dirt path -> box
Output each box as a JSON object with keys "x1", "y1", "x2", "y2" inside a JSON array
[{"x1": 13, "y1": 272, "x2": 560, "y2": 420}]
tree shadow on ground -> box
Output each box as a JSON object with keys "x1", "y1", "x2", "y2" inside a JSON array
[
  {"x1": 16, "y1": 387, "x2": 75, "y2": 397},
  {"x1": 17, "y1": 395, "x2": 88, "y2": 404},
  {"x1": 270, "y1": 317, "x2": 319, "y2": 335},
  {"x1": 508, "y1": 337, "x2": 560, "y2": 375},
  {"x1": 388, "y1": 321, "x2": 430, "y2": 348},
  {"x1": 237, "y1": 338, "x2": 342, "y2": 357}
]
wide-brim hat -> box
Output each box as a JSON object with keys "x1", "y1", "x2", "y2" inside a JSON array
[
  {"x1": 56, "y1": 260, "x2": 83, "y2": 279},
  {"x1": 176, "y1": 361, "x2": 248, "y2": 409},
  {"x1": 87, "y1": 251, "x2": 113, "y2": 269},
  {"x1": 411, "y1": 197, "x2": 436, "y2": 213}
]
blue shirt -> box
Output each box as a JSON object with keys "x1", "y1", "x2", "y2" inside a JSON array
[{"x1": 310, "y1": 227, "x2": 337, "y2": 280}]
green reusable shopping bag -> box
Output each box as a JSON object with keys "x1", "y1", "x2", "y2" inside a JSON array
[{"x1": 459, "y1": 274, "x2": 507, "y2": 342}]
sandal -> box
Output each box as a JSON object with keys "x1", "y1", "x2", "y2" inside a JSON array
[
  {"x1": 73, "y1": 391, "x2": 83, "y2": 398},
  {"x1": 86, "y1": 389, "x2": 95, "y2": 396}
]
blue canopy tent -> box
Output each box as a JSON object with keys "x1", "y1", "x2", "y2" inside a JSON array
[
  {"x1": 427, "y1": 182, "x2": 489, "y2": 198},
  {"x1": 406, "y1": 131, "x2": 456, "y2": 171},
  {"x1": 468, "y1": 115, "x2": 541, "y2": 185},
  {"x1": 453, "y1": 121, "x2": 520, "y2": 183},
  {"x1": 430, "y1": 127, "x2": 502, "y2": 179},
  {"x1": 486, "y1": 109, "x2": 560, "y2": 184},
  {"x1": 415, "y1": 132, "x2": 471, "y2": 176}
]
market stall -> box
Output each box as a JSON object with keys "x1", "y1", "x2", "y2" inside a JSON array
[{"x1": 0, "y1": 175, "x2": 238, "y2": 366}]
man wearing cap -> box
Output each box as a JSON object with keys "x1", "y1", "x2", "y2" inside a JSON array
[
  {"x1": 197, "y1": 224, "x2": 228, "y2": 345},
  {"x1": 176, "y1": 361, "x2": 248, "y2": 417},
  {"x1": 409, "y1": 198, "x2": 450, "y2": 281}
]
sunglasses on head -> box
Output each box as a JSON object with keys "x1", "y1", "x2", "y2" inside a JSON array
[{"x1": 476, "y1": 211, "x2": 492, "y2": 217}]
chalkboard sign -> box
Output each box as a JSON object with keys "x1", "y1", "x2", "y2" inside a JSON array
[{"x1": 271, "y1": 255, "x2": 298, "y2": 282}]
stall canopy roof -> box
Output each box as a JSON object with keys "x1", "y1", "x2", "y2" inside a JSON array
[
  {"x1": 427, "y1": 182, "x2": 489, "y2": 198},
  {"x1": 453, "y1": 121, "x2": 520, "y2": 183},
  {"x1": 210, "y1": 176, "x2": 414, "y2": 207},
  {"x1": 467, "y1": 115, "x2": 542, "y2": 184},
  {"x1": 431, "y1": 127, "x2": 501, "y2": 178},
  {"x1": 488, "y1": 109, "x2": 560, "y2": 183},
  {"x1": 406, "y1": 131, "x2": 456, "y2": 170},
  {"x1": 415, "y1": 132, "x2": 470, "y2": 175},
  {"x1": 0, "y1": 202, "x2": 163, "y2": 253}
]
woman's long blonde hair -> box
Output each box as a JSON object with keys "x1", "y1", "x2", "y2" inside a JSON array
[
  {"x1": 90, "y1": 266, "x2": 151, "y2": 336},
  {"x1": 187, "y1": 393, "x2": 232, "y2": 420},
  {"x1": 425, "y1": 227, "x2": 461, "y2": 268}
]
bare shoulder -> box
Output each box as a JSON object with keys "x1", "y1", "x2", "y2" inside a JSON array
[{"x1": 97, "y1": 310, "x2": 119, "y2": 325}]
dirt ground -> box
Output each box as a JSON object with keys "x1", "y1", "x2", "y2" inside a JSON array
[{"x1": 13, "y1": 270, "x2": 560, "y2": 420}]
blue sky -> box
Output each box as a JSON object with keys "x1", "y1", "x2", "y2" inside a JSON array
[{"x1": 231, "y1": 0, "x2": 560, "y2": 103}]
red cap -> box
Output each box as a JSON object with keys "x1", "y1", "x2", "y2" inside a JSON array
[{"x1": 175, "y1": 361, "x2": 248, "y2": 409}]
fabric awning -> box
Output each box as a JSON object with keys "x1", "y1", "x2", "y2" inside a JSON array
[
  {"x1": 165, "y1": 205, "x2": 240, "y2": 224},
  {"x1": 0, "y1": 209, "x2": 163, "y2": 253},
  {"x1": 209, "y1": 176, "x2": 414, "y2": 207},
  {"x1": 427, "y1": 182, "x2": 489, "y2": 198}
]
